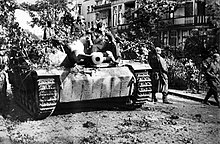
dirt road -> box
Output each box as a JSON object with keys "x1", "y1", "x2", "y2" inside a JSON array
[{"x1": 1, "y1": 93, "x2": 220, "y2": 144}]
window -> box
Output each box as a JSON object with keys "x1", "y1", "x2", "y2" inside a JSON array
[
  {"x1": 78, "y1": 4, "x2": 82, "y2": 15},
  {"x1": 91, "y1": 21, "x2": 94, "y2": 28},
  {"x1": 87, "y1": 6, "x2": 90, "y2": 13},
  {"x1": 197, "y1": 1, "x2": 205, "y2": 16},
  {"x1": 91, "y1": 5, "x2": 94, "y2": 12},
  {"x1": 163, "y1": 32, "x2": 168, "y2": 45},
  {"x1": 118, "y1": 5, "x2": 123, "y2": 25},
  {"x1": 113, "y1": 6, "x2": 117, "y2": 27},
  {"x1": 170, "y1": 30, "x2": 178, "y2": 46},
  {"x1": 183, "y1": 30, "x2": 190, "y2": 42},
  {"x1": 185, "y1": 2, "x2": 193, "y2": 16}
]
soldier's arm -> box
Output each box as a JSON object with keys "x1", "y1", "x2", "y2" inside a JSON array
[
  {"x1": 206, "y1": 63, "x2": 216, "y2": 78},
  {"x1": 158, "y1": 55, "x2": 168, "y2": 74}
]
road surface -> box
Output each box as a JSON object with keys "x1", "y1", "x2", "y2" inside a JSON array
[{"x1": 0, "y1": 93, "x2": 219, "y2": 144}]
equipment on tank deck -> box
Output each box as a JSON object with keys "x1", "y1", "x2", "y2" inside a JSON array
[{"x1": 8, "y1": 41, "x2": 152, "y2": 119}]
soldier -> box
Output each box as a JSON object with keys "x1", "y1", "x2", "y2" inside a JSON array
[
  {"x1": 92, "y1": 22, "x2": 120, "y2": 61},
  {"x1": 202, "y1": 53, "x2": 220, "y2": 108},
  {"x1": 71, "y1": 15, "x2": 86, "y2": 38},
  {"x1": 64, "y1": 31, "x2": 117, "y2": 66},
  {"x1": 148, "y1": 47, "x2": 171, "y2": 104}
]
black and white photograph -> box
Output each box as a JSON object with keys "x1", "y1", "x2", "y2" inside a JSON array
[{"x1": 0, "y1": 0, "x2": 219, "y2": 143}]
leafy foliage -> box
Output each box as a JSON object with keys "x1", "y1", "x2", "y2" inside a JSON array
[
  {"x1": 0, "y1": 0, "x2": 18, "y2": 69},
  {"x1": 166, "y1": 55, "x2": 207, "y2": 91},
  {"x1": 0, "y1": 0, "x2": 81, "y2": 70},
  {"x1": 206, "y1": 0, "x2": 220, "y2": 27},
  {"x1": 20, "y1": 0, "x2": 80, "y2": 40},
  {"x1": 124, "y1": 0, "x2": 176, "y2": 39},
  {"x1": 120, "y1": 36, "x2": 154, "y2": 62},
  {"x1": 183, "y1": 34, "x2": 207, "y2": 67}
]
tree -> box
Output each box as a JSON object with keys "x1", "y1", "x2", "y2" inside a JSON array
[
  {"x1": 124, "y1": 0, "x2": 176, "y2": 39},
  {"x1": 0, "y1": 0, "x2": 80, "y2": 69},
  {"x1": 206, "y1": 0, "x2": 220, "y2": 27},
  {"x1": 121, "y1": 0, "x2": 177, "y2": 62},
  {"x1": 20, "y1": 0, "x2": 79, "y2": 40}
]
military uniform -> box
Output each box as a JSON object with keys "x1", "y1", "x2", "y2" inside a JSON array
[
  {"x1": 203, "y1": 54, "x2": 220, "y2": 107},
  {"x1": 148, "y1": 48, "x2": 170, "y2": 103}
]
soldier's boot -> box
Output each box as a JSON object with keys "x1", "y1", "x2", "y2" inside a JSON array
[
  {"x1": 213, "y1": 94, "x2": 220, "y2": 108},
  {"x1": 152, "y1": 93, "x2": 157, "y2": 102},
  {"x1": 162, "y1": 92, "x2": 172, "y2": 104}
]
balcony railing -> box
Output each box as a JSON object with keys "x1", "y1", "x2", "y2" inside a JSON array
[
  {"x1": 162, "y1": 15, "x2": 210, "y2": 26},
  {"x1": 94, "y1": 0, "x2": 111, "y2": 9},
  {"x1": 117, "y1": 15, "x2": 211, "y2": 31},
  {"x1": 93, "y1": 3, "x2": 111, "y2": 11}
]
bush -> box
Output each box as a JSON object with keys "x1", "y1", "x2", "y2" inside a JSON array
[
  {"x1": 166, "y1": 56, "x2": 208, "y2": 92},
  {"x1": 166, "y1": 57, "x2": 188, "y2": 90}
]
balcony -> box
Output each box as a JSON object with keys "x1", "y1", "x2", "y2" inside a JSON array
[
  {"x1": 94, "y1": 0, "x2": 111, "y2": 10},
  {"x1": 93, "y1": 3, "x2": 111, "y2": 12},
  {"x1": 117, "y1": 15, "x2": 211, "y2": 31},
  {"x1": 124, "y1": 0, "x2": 135, "y2": 5},
  {"x1": 161, "y1": 15, "x2": 210, "y2": 27}
]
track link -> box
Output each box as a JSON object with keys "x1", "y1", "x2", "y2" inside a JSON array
[
  {"x1": 133, "y1": 70, "x2": 152, "y2": 107},
  {"x1": 12, "y1": 76, "x2": 60, "y2": 119}
]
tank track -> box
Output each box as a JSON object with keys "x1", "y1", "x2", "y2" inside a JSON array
[
  {"x1": 133, "y1": 70, "x2": 152, "y2": 107},
  {"x1": 12, "y1": 76, "x2": 60, "y2": 119}
]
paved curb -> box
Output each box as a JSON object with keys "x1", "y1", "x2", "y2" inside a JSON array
[
  {"x1": 168, "y1": 89, "x2": 218, "y2": 106},
  {"x1": 0, "y1": 115, "x2": 12, "y2": 144}
]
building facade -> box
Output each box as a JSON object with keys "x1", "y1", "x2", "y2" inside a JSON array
[
  {"x1": 83, "y1": 0, "x2": 216, "y2": 49},
  {"x1": 90, "y1": 0, "x2": 136, "y2": 29},
  {"x1": 92, "y1": 0, "x2": 112, "y2": 28},
  {"x1": 157, "y1": 0, "x2": 212, "y2": 48},
  {"x1": 81, "y1": 0, "x2": 96, "y2": 29}
]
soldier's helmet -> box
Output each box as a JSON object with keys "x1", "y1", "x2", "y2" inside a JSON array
[
  {"x1": 155, "y1": 47, "x2": 162, "y2": 54},
  {"x1": 213, "y1": 53, "x2": 220, "y2": 61},
  {"x1": 191, "y1": 28, "x2": 199, "y2": 35}
]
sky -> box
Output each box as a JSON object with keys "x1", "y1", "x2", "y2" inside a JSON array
[
  {"x1": 14, "y1": 9, "x2": 44, "y2": 39},
  {"x1": 16, "y1": 0, "x2": 39, "y2": 4}
]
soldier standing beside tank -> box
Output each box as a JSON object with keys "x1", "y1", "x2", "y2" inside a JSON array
[{"x1": 148, "y1": 47, "x2": 171, "y2": 104}]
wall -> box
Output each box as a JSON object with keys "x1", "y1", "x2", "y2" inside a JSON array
[{"x1": 81, "y1": 0, "x2": 96, "y2": 29}]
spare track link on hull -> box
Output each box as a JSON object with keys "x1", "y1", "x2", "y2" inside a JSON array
[
  {"x1": 12, "y1": 76, "x2": 59, "y2": 119},
  {"x1": 133, "y1": 70, "x2": 152, "y2": 107}
]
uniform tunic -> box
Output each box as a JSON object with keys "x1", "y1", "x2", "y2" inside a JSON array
[
  {"x1": 206, "y1": 61, "x2": 220, "y2": 92},
  {"x1": 148, "y1": 51, "x2": 168, "y2": 93}
]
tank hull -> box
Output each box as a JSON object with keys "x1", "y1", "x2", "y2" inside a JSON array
[{"x1": 8, "y1": 61, "x2": 152, "y2": 119}]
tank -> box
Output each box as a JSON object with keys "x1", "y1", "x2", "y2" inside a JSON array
[{"x1": 8, "y1": 46, "x2": 152, "y2": 119}]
